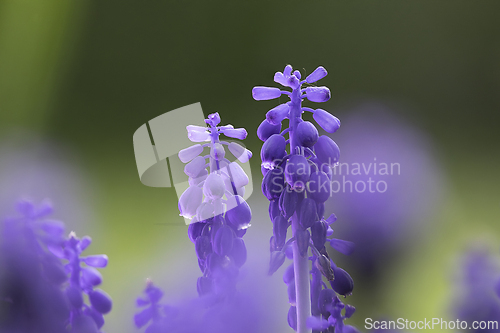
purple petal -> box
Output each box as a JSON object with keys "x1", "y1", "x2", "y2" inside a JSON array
[
  {"x1": 283, "y1": 263, "x2": 294, "y2": 285},
  {"x1": 40, "y1": 220, "x2": 65, "y2": 237},
  {"x1": 296, "y1": 228, "x2": 311, "y2": 257},
  {"x1": 272, "y1": 215, "x2": 289, "y2": 249},
  {"x1": 288, "y1": 306, "x2": 297, "y2": 331},
  {"x1": 184, "y1": 156, "x2": 206, "y2": 178},
  {"x1": 228, "y1": 142, "x2": 252, "y2": 163},
  {"x1": 274, "y1": 72, "x2": 289, "y2": 86},
  {"x1": 311, "y1": 221, "x2": 327, "y2": 249},
  {"x1": 252, "y1": 86, "x2": 281, "y2": 100},
  {"x1": 207, "y1": 112, "x2": 221, "y2": 126},
  {"x1": 231, "y1": 237, "x2": 247, "y2": 267},
  {"x1": 226, "y1": 162, "x2": 249, "y2": 188},
  {"x1": 178, "y1": 144, "x2": 204, "y2": 163},
  {"x1": 307, "y1": 171, "x2": 331, "y2": 203},
  {"x1": 314, "y1": 135, "x2": 340, "y2": 167},
  {"x1": 225, "y1": 196, "x2": 252, "y2": 230},
  {"x1": 83, "y1": 255, "x2": 108, "y2": 268},
  {"x1": 315, "y1": 254, "x2": 334, "y2": 280},
  {"x1": 203, "y1": 173, "x2": 225, "y2": 199},
  {"x1": 307, "y1": 316, "x2": 330, "y2": 330},
  {"x1": 257, "y1": 119, "x2": 281, "y2": 142},
  {"x1": 262, "y1": 167, "x2": 285, "y2": 201},
  {"x1": 268, "y1": 251, "x2": 286, "y2": 275},
  {"x1": 187, "y1": 127, "x2": 210, "y2": 142},
  {"x1": 305, "y1": 87, "x2": 331, "y2": 103},
  {"x1": 222, "y1": 128, "x2": 248, "y2": 140},
  {"x1": 325, "y1": 213, "x2": 337, "y2": 224},
  {"x1": 89, "y1": 289, "x2": 113, "y2": 314},
  {"x1": 213, "y1": 225, "x2": 234, "y2": 256},
  {"x1": 266, "y1": 104, "x2": 289, "y2": 125},
  {"x1": 79, "y1": 236, "x2": 92, "y2": 252},
  {"x1": 260, "y1": 134, "x2": 286, "y2": 169},
  {"x1": 178, "y1": 185, "x2": 203, "y2": 219},
  {"x1": 298, "y1": 198, "x2": 318, "y2": 229},
  {"x1": 283, "y1": 65, "x2": 293, "y2": 77},
  {"x1": 296, "y1": 121, "x2": 319, "y2": 147}
]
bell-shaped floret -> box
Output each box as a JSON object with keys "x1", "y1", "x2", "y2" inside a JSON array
[
  {"x1": 268, "y1": 251, "x2": 286, "y2": 275},
  {"x1": 307, "y1": 171, "x2": 331, "y2": 203},
  {"x1": 231, "y1": 238, "x2": 247, "y2": 267},
  {"x1": 252, "y1": 86, "x2": 282, "y2": 100},
  {"x1": 266, "y1": 104, "x2": 289, "y2": 125},
  {"x1": 314, "y1": 136, "x2": 340, "y2": 167},
  {"x1": 315, "y1": 254, "x2": 334, "y2": 280},
  {"x1": 226, "y1": 162, "x2": 249, "y2": 188},
  {"x1": 196, "y1": 202, "x2": 214, "y2": 221},
  {"x1": 184, "y1": 156, "x2": 207, "y2": 178},
  {"x1": 288, "y1": 306, "x2": 297, "y2": 331},
  {"x1": 207, "y1": 112, "x2": 221, "y2": 126},
  {"x1": 257, "y1": 119, "x2": 281, "y2": 142},
  {"x1": 195, "y1": 235, "x2": 212, "y2": 260},
  {"x1": 178, "y1": 186, "x2": 203, "y2": 219},
  {"x1": 213, "y1": 225, "x2": 234, "y2": 256},
  {"x1": 225, "y1": 196, "x2": 252, "y2": 230},
  {"x1": 296, "y1": 228, "x2": 310, "y2": 257},
  {"x1": 330, "y1": 263, "x2": 354, "y2": 296},
  {"x1": 228, "y1": 142, "x2": 252, "y2": 163},
  {"x1": 279, "y1": 187, "x2": 304, "y2": 220},
  {"x1": 188, "y1": 221, "x2": 205, "y2": 243},
  {"x1": 311, "y1": 221, "x2": 327, "y2": 250},
  {"x1": 329, "y1": 238, "x2": 355, "y2": 255},
  {"x1": 296, "y1": 121, "x2": 319, "y2": 147},
  {"x1": 261, "y1": 134, "x2": 286, "y2": 169},
  {"x1": 313, "y1": 109, "x2": 340, "y2": 133},
  {"x1": 187, "y1": 125, "x2": 210, "y2": 142},
  {"x1": 285, "y1": 155, "x2": 311, "y2": 190},
  {"x1": 273, "y1": 215, "x2": 289, "y2": 250},
  {"x1": 221, "y1": 127, "x2": 247, "y2": 140},
  {"x1": 306, "y1": 66, "x2": 328, "y2": 83},
  {"x1": 262, "y1": 167, "x2": 285, "y2": 201},
  {"x1": 89, "y1": 289, "x2": 112, "y2": 314},
  {"x1": 305, "y1": 87, "x2": 331, "y2": 103},
  {"x1": 203, "y1": 173, "x2": 225, "y2": 199},
  {"x1": 210, "y1": 143, "x2": 225, "y2": 161},
  {"x1": 298, "y1": 198, "x2": 318, "y2": 229}
]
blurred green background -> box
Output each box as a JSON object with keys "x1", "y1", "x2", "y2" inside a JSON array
[{"x1": 1, "y1": 0, "x2": 499, "y2": 332}]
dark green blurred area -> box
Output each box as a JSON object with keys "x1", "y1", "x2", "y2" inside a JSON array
[{"x1": 1, "y1": 1, "x2": 499, "y2": 332}]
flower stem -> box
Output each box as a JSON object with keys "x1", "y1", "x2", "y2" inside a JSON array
[{"x1": 289, "y1": 87, "x2": 312, "y2": 333}]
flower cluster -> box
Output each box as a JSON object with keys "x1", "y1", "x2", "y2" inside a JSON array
[
  {"x1": 0, "y1": 200, "x2": 111, "y2": 333},
  {"x1": 253, "y1": 65, "x2": 358, "y2": 333},
  {"x1": 134, "y1": 113, "x2": 253, "y2": 332}
]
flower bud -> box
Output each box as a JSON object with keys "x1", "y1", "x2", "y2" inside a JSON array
[
  {"x1": 313, "y1": 109, "x2": 340, "y2": 133},
  {"x1": 279, "y1": 187, "x2": 304, "y2": 219},
  {"x1": 314, "y1": 136, "x2": 340, "y2": 167},
  {"x1": 261, "y1": 134, "x2": 286, "y2": 169},
  {"x1": 89, "y1": 289, "x2": 112, "y2": 314},
  {"x1": 262, "y1": 167, "x2": 284, "y2": 201},
  {"x1": 203, "y1": 173, "x2": 225, "y2": 199},
  {"x1": 188, "y1": 222, "x2": 205, "y2": 243},
  {"x1": 196, "y1": 202, "x2": 214, "y2": 221},
  {"x1": 207, "y1": 112, "x2": 221, "y2": 126},
  {"x1": 231, "y1": 238, "x2": 247, "y2": 267},
  {"x1": 184, "y1": 156, "x2": 206, "y2": 178},
  {"x1": 83, "y1": 255, "x2": 108, "y2": 268},
  {"x1": 178, "y1": 186, "x2": 203, "y2": 219},
  {"x1": 296, "y1": 121, "x2": 319, "y2": 147},
  {"x1": 269, "y1": 200, "x2": 280, "y2": 221},
  {"x1": 306, "y1": 66, "x2": 328, "y2": 83},
  {"x1": 283, "y1": 264, "x2": 295, "y2": 285},
  {"x1": 285, "y1": 155, "x2": 311, "y2": 190},
  {"x1": 187, "y1": 126, "x2": 210, "y2": 142},
  {"x1": 307, "y1": 171, "x2": 331, "y2": 203},
  {"x1": 213, "y1": 225, "x2": 234, "y2": 256},
  {"x1": 225, "y1": 196, "x2": 252, "y2": 230},
  {"x1": 226, "y1": 162, "x2": 249, "y2": 188},
  {"x1": 311, "y1": 221, "x2": 327, "y2": 250},
  {"x1": 82, "y1": 267, "x2": 102, "y2": 287},
  {"x1": 228, "y1": 142, "x2": 252, "y2": 163},
  {"x1": 195, "y1": 235, "x2": 212, "y2": 261},
  {"x1": 273, "y1": 215, "x2": 289, "y2": 250},
  {"x1": 305, "y1": 87, "x2": 331, "y2": 103},
  {"x1": 298, "y1": 198, "x2": 318, "y2": 229},
  {"x1": 266, "y1": 104, "x2": 289, "y2": 125},
  {"x1": 222, "y1": 128, "x2": 247, "y2": 140},
  {"x1": 269, "y1": 251, "x2": 286, "y2": 275},
  {"x1": 257, "y1": 119, "x2": 281, "y2": 142},
  {"x1": 330, "y1": 263, "x2": 354, "y2": 296},
  {"x1": 287, "y1": 280, "x2": 296, "y2": 305},
  {"x1": 252, "y1": 86, "x2": 282, "y2": 100},
  {"x1": 295, "y1": 228, "x2": 310, "y2": 257},
  {"x1": 210, "y1": 143, "x2": 225, "y2": 161}
]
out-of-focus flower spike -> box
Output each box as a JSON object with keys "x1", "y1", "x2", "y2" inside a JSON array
[
  {"x1": 252, "y1": 86, "x2": 282, "y2": 100},
  {"x1": 305, "y1": 87, "x2": 331, "y2": 103},
  {"x1": 178, "y1": 144, "x2": 204, "y2": 163},
  {"x1": 134, "y1": 307, "x2": 153, "y2": 328},
  {"x1": 266, "y1": 103, "x2": 289, "y2": 125},
  {"x1": 306, "y1": 66, "x2": 328, "y2": 83},
  {"x1": 221, "y1": 127, "x2": 248, "y2": 140},
  {"x1": 228, "y1": 142, "x2": 252, "y2": 163},
  {"x1": 16, "y1": 199, "x2": 35, "y2": 217},
  {"x1": 83, "y1": 254, "x2": 108, "y2": 268},
  {"x1": 329, "y1": 238, "x2": 355, "y2": 256},
  {"x1": 40, "y1": 220, "x2": 65, "y2": 237},
  {"x1": 257, "y1": 119, "x2": 281, "y2": 142},
  {"x1": 313, "y1": 109, "x2": 341, "y2": 133}
]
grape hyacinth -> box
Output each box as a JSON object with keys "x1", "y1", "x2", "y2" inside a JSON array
[
  {"x1": 134, "y1": 112, "x2": 253, "y2": 332},
  {"x1": 253, "y1": 65, "x2": 358, "y2": 333},
  {"x1": 0, "y1": 200, "x2": 111, "y2": 333}
]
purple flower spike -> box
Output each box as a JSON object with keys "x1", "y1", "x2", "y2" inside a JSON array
[
  {"x1": 253, "y1": 65, "x2": 357, "y2": 331},
  {"x1": 306, "y1": 66, "x2": 328, "y2": 84},
  {"x1": 252, "y1": 86, "x2": 282, "y2": 100}
]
